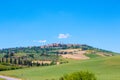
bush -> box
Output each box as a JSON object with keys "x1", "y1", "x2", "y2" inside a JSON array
[
  {"x1": 0, "y1": 64, "x2": 22, "y2": 71},
  {"x1": 59, "y1": 71, "x2": 96, "y2": 80}
]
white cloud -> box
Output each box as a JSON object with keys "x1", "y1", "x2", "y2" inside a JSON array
[
  {"x1": 58, "y1": 33, "x2": 70, "y2": 39},
  {"x1": 33, "y1": 40, "x2": 47, "y2": 43},
  {"x1": 38, "y1": 40, "x2": 46, "y2": 43}
]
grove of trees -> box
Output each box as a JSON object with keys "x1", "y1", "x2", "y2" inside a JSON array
[{"x1": 59, "y1": 71, "x2": 96, "y2": 80}]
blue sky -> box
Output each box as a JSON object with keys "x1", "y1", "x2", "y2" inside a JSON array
[{"x1": 0, "y1": 0, "x2": 120, "y2": 52}]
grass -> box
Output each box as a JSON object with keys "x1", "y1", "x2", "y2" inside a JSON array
[
  {"x1": 85, "y1": 53, "x2": 101, "y2": 58},
  {"x1": 0, "y1": 56, "x2": 120, "y2": 80},
  {"x1": 0, "y1": 78, "x2": 5, "y2": 80}
]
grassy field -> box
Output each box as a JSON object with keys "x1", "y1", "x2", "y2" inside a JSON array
[
  {"x1": 0, "y1": 56, "x2": 120, "y2": 80},
  {"x1": 0, "y1": 78, "x2": 5, "y2": 80}
]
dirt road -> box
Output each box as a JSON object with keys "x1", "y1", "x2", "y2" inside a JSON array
[{"x1": 0, "y1": 75, "x2": 21, "y2": 80}]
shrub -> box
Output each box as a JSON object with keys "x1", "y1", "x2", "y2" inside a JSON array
[
  {"x1": 0, "y1": 64, "x2": 22, "y2": 71},
  {"x1": 59, "y1": 71, "x2": 96, "y2": 80}
]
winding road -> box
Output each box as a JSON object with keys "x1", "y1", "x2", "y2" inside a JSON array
[{"x1": 0, "y1": 75, "x2": 21, "y2": 80}]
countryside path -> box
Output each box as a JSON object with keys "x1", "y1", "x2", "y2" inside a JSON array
[{"x1": 0, "y1": 75, "x2": 21, "y2": 80}]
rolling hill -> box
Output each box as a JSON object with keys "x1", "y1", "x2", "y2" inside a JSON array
[
  {"x1": 0, "y1": 43, "x2": 118, "y2": 59},
  {"x1": 0, "y1": 43, "x2": 119, "y2": 80},
  {"x1": 0, "y1": 55, "x2": 120, "y2": 80}
]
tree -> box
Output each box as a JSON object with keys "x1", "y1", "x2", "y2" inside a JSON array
[
  {"x1": 10, "y1": 58, "x2": 13, "y2": 64},
  {"x1": 59, "y1": 71, "x2": 96, "y2": 80}
]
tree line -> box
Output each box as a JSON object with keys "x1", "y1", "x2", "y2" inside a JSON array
[{"x1": 0, "y1": 44, "x2": 97, "y2": 54}]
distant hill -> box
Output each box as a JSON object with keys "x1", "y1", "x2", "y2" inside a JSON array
[
  {"x1": 0, "y1": 43, "x2": 118, "y2": 54},
  {"x1": 0, "y1": 43, "x2": 118, "y2": 59}
]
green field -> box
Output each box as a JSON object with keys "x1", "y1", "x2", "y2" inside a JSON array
[
  {"x1": 0, "y1": 78, "x2": 5, "y2": 80},
  {"x1": 0, "y1": 56, "x2": 120, "y2": 80}
]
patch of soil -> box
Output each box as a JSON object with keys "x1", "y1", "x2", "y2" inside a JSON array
[{"x1": 61, "y1": 51, "x2": 89, "y2": 60}]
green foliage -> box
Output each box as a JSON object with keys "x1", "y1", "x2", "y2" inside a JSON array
[
  {"x1": 0, "y1": 51, "x2": 60, "y2": 67},
  {"x1": 59, "y1": 71, "x2": 96, "y2": 80},
  {"x1": 0, "y1": 54, "x2": 4, "y2": 58},
  {"x1": 0, "y1": 63, "x2": 22, "y2": 71},
  {"x1": 85, "y1": 53, "x2": 101, "y2": 58},
  {"x1": 0, "y1": 44, "x2": 116, "y2": 54},
  {"x1": 59, "y1": 59, "x2": 68, "y2": 64}
]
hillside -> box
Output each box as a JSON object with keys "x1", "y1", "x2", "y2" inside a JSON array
[
  {"x1": 0, "y1": 55, "x2": 120, "y2": 80},
  {"x1": 0, "y1": 43, "x2": 118, "y2": 63},
  {"x1": 0, "y1": 43, "x2": 119, "y2": 70},
  {"x1": 0, "y1": 43, "x2": 117, "y2": 54},
  {"x1": 0, "y1": 43, "x2": 118, "y2": 56},
  {"x1": 0, "y1": 43, "x2": 119, "y2": 80}
]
